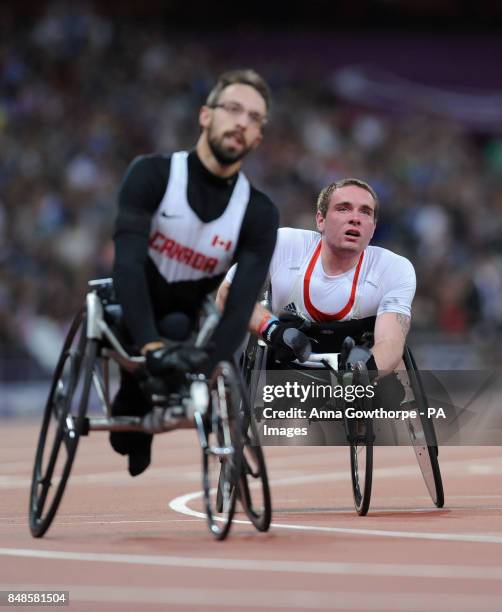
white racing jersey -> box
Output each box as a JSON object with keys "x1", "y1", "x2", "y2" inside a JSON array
[
  {"x1": 226, "y1": 227, "x2": 416, "y2": 321},
  {"x1": 148, "y1": 151, "x2": 250, "y2": 283}
]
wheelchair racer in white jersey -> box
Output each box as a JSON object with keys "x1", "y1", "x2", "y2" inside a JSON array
[{"x1": 217, "y1": 178, "x2": 416, "y2": 382}]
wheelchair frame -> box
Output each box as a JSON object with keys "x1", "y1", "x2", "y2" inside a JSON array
[
  {"x1": 241, "y1": 332, "x2": 444, "y2": 516},
  {"x1": 29, "y1": 278, "x2": 268, "y2": 541}
]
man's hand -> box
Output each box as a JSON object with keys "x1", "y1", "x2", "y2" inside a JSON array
[
  {"x1": 345, "y1": 338, "x2": 404, "y2": 408},
  {"x1": 263, "y1": 319, "x2": 312, "y2": 363},
  {"x1": 347, "y1": 344, "x2": 373, "y2": 369},
  {"x1": 146, "y1": 345, "x2": 209, "y2": 380},
  {"x1": 346, "y1": 340, "x2": 378, "y2": 381}
]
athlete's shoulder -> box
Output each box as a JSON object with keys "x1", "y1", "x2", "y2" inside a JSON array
[
  {"x1": 366, "y1": 245, "x2": 415, "y2": 273},
  {"x1": 365, "y1": 246, "x2": 416, "y2": 293},
  {"x1": 121, "y1": 153, "x2": 172, "y2": 188},
  {"x1": 273, "y1": 228, "x2": 319, "y2": 264},
  {"x1": 277, "y1": 227, "x2": 319, "y2": 246},
  {"x1": 119, "y1": 153, "x2": 172, "y2": 213},
  {"x1": 249, "y1": 185, "x2": 277, "y2": 211},
  {"x1": 246, "y1": 186, "x2": 279, "y2": 229},
  {"x1": 126, "y1": 152, "x2": 171, "y2": 175}
]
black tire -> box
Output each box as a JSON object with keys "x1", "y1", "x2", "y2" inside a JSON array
[
  {"x1": 235, "y1": 343, "x2": 272, "y2": 531},
  {"x1": 202, "y1": 362, "x2": 243, "y2": 541},
  {"x1": 346, "y1": 362, "x2": 374, "y2": 516},
  {"x1": 238, "y1": 408, "x2": 272, "y2": 532},
  {"x1": 29, "y1": 311, "x2": 96, "y2": 537},
  {"x1": 404, "y1": 347, "x2": 439, "y2": 451},
  {"x1": 403, "y1": 347, "x2": 444, "y2": 508}
]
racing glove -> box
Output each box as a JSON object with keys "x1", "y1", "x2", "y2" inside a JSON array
[
  {"x1": 261, "y1": 317, "x2": 312, "y2": 363},
  {"x1": 346, "y1": 344, "x2": 377, "y2": 372},
  {"x1": 146, "y1": 345, "x2": 209, "y2": 384},
  {"x1": 345, "y1": 341, "x2": 404, "y2": 406}
]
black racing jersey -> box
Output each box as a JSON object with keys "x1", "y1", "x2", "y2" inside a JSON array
[{"x1": 113, "y1": 150, "x2": 279, "y2": 364}]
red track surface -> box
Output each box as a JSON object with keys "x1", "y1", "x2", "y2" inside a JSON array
[{"x1": 1, "y1": 419, "x2": 502, "y2": 611}]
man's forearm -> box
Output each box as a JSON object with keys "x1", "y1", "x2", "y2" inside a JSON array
[
  {"x1": 372, "y1": 312, "x2": 410, "y2": 375},
  {"x1": 216, "y1": 280, "x2": 275, "y2": 336},
  {"x1": 113, "y1": 253, "x2": 160, "y2": 348},
  {"x1": 249, "y1": 301, "x2": 276, "y2": 335},
  {"x1": 371, "y1": 339, "x2": 405, "y2": 376}
]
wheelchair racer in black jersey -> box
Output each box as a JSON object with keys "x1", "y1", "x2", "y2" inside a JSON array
[{"x1": 110, "y1": 69, "x2": 279, "y2": 476}]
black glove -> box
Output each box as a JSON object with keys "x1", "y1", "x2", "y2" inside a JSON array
[
  {"x1": 346, "y1": 343, "x2": 378, "y2": 381},
  {"x1": 345, "y1": 337, "x2": 404, "y2": 405},
  {"x1": 263, "y1": 319, "x2": 312, "y2": 363},
  {"x1": 146, "y1": 345, "x2": 209, "y2": 383},
  {"x1": 373, "y1": 371, "x2": 405, "y2": 410}
]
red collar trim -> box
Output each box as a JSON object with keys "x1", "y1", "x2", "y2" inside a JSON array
[{"x1": 303, "y1": 243, "x2": 364, "y2": 322}]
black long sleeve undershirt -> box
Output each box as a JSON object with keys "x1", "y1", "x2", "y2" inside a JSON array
[{"x1": 113, "y1": 151, "x2": 278, "y2": 361}]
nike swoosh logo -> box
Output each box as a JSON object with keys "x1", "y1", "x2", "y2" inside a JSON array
[{"x1": 161, "y1": 212, "x2": 182, "y2": 219}]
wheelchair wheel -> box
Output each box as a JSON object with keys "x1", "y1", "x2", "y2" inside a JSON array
[
  {"x1": 403, "y1": 348, "x2": 444, "y2": 508},
  {"x1": 29, "y1": 310, "x2": 96, "y2": 537},
  {"x1": 346, "y1": 362, "x2": 374, "y2": 516},
  {"x1": 237, "y1": 403, "x2": 272, "y2": 532},
  {"x1": 233, "y1": 346, "x2": 272, "y2": 532},
  {"x1": 202, "y1": 362, "x2": 243, "y2": 540}
]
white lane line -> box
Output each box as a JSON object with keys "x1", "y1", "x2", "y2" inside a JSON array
[
  {"x1": 2, "y1": 549, "x2": 502, "y2": 581},
  {"x1": 0, "y1": 468, "x2": 201, "y2": 489},
  {"x1": 2, "y1": 454, "x2": 501, "y2": 490},
  {"x1": 170, "y1": 461, "x2": 502, "y2": 543},
  {"x1": 3, "y1": 506, "x2": 501, "y2": 530},
  {"x1": 2, "y1": 454, "x2": 499, "y2": 490},
  {"x1": 1, "y1": 584, "x2": 502, "y2": 611},
  {"x1": 169, "y1": 490, "x2": 502, "y2": 544},
  {"x1": 27, "y1": 519, "x2": 202, "y2": 526},
  {"x1": 446, "y1": 494, "x2": 502, "y2": 500},
  {"x1": 268, "y1": 505, "x2": 502, "y2": 514},
  {"x1": 0, "y1": 461, "x2": 34, "y2": 472},
  {"x1": 468, "y1": 465, "x2": 499, "y2": 474},
  {"x1": 194, "y1": 461, "x2": 436, "y2": 493}
]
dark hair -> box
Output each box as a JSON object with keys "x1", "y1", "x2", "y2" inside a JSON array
[
  {"x1": 206, "y1": 69, "x2": 271, "y2": 111},
  {"x1": 316, "y1": 178, "x2": 379, "y2": 221}
]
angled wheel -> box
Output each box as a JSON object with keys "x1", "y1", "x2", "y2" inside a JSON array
[
  {"x1": 29, "y1": 310, "x2": 96, "y2": 537},
  {"x1": 233, "y1": 342, "x2": 272, "y2": 531},
  {"x1": 346, "y1": 362, "x2": 374, "y2": 516},
  {"x1": 237, "y1": 400, "x2": 272, "y2": 532},
  {"x1": 202, "y1": 362, "x2": 242, "y2": 540},
  {"x1": 403, "y1": 347, "x2": 444, "y2": 508}
]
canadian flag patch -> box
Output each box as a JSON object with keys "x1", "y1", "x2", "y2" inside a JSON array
[{"x1": 211, "y1": 234, "x2": 232, "y2": 251}]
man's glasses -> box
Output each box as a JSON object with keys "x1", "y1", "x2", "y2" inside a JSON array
[{"x1": 211, "y1": 101, "x2": 268, "y2": 128}]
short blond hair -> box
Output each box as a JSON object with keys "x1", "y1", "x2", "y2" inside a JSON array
[{"x1": 316, "y1": 178, "x2": 379, "y2": 221}]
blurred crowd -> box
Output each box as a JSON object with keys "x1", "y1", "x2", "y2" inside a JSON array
[{"x1": 2, "y1": 3, "x2": 502, "y2": 378}]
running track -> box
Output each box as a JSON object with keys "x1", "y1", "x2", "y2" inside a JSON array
[{"x1": 1, "y1": 420, "x2": 502, "y2": 611}]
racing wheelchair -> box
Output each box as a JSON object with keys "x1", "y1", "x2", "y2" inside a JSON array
[
  {"x1": 241, "y1": 316, "x2": 444, "y2": 517},
  {"x1": 29, "y1": 279, "x2": 270, "y2": 541}
]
